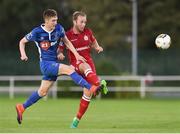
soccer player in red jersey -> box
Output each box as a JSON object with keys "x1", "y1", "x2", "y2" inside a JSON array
[{"x1": 59, "y1": 11, "x2": 108, "y2": 128}]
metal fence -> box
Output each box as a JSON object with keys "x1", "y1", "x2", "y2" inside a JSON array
[{"x1": 1, "y1": 75, "x2": 180, "y2": 99}]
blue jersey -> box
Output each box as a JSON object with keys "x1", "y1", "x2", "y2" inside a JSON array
[{"x1": 25, "y1": 24, "x2": 65, "y2": 61}]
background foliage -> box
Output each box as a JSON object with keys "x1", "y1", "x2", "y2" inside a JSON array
[{"x1": 0, "y1": 0, "x2": 179, "y2": 75}]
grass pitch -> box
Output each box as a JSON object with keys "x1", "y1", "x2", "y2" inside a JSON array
[{"x1": 0, "y1": 97, "x2": 180, "y2": 133}]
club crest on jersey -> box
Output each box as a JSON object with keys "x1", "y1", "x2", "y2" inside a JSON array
[
  {"x1": 84, "y1": 35, "x2": 88, "y2": 41},
  {"x1": 40, "y1": 41, "x2": 51, "y2": 50},
  {"x1": 40, "y1": 37, "x2": 44, "y2": 40},
  {"x1": 54, "y1": 32, "x2": 59, "y2": 40}
]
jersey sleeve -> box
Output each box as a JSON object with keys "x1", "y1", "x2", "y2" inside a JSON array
[
  {"x1": 61, "y1": 27, "x2": 65, "y2": 38},
  {"x1": 88, "y1": 29, "x2": 96, "y2": 43},
  {"x1": 25, "y1": 28, "x2": 37, "y2": 41},
  {"x1": 58, "y1": 24, "x2": 65, "y2": 38}
]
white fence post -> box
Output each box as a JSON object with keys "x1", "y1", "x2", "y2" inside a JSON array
[
  {"x1": 140, "y1": 77, "x2": 146, "y2": 99},
  {"x1": 52, "y1": 81, "x2": 57, "y2": 99},
  {"x1": 9, "y1": 77, "x2": 14, "y2": 99}
]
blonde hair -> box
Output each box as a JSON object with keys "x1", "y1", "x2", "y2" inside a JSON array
[{"x1": 72, "y1": 11, "x2": 86, "y2": 20}]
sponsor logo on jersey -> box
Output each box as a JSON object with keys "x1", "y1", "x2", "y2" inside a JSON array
[
  {"x1": 40, "y1": 41, "x2": 57, "y2": 50},
  {"x1": 50, "y1": 41, "x2": 57, "y2": 46},
  {"x1": 70, "y1": 39, "x2": 78, "y2": 42},
  {"x1": 40, "y1": 41, "x2": 51, "y2": 50},
  {"x1": 76, "y1": 46, "x2": 90, "y2": 51}
]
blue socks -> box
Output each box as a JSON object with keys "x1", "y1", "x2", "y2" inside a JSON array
[
  {"x1": 23, "y1": 91, "x2": 42, "y2": 109},
  {"x1": 23, "y1": 72, "x2": 92, "y2": 109},
  {"x1": 70, "y1": 72, "x2": 91, "y2": 90}
]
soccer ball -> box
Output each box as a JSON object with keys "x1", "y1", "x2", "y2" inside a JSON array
[{"x1": 155, "y1": 34, "x2": 171, "y2": 49}]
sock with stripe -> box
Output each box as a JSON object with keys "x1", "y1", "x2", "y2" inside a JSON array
[
  {"x1": 84, "y1": 69, "x2": 100, "y2": 86},
  {"x1": 76, "y1": 94, "x2": 91, "y2": 120}
]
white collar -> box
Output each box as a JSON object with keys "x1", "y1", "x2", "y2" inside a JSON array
[{"x1": 41, "y1": 24, "x2": 54, "y2": 33}]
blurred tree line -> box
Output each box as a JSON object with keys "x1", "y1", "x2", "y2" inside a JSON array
[{"x1": 0, "y1": 0, "x2": 180, "y2": 75}]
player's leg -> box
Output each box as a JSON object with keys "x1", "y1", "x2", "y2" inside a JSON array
[
  {"x1": 88, "y1": 61, "x2": 108, "y2": 94},
  {"x1": 16, "y1": 80, "x2": 54, "y2": 124},
  {"x1": 79, "y1": 62, "x2": 108, "y2": 94},
  {"x1": 71, "y1": 88, "x2": 92, "y2": 128},
  {"x1": 71, "y1": 62, "x2": 109, "y2": 128},
  {"x1": 24, "y1": 80, "x2": 54, "y2": 108},
  {"x1": 78, "y1": 62, "x2": 100, "y2": 86},
  {"x1": 58, "y1": 63, "x2": 99, "y2": 95},
  {"x1": 76, "y1": 89, "x2": 92, "y2": 120}
]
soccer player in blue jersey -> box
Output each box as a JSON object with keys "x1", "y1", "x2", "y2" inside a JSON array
[{"x1": 15, "y1": 9, "x2": 100, "y2": 125}]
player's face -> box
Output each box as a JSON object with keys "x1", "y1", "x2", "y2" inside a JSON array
[
  {"x1": 74, "y1": 16, "x2": 87, "y2": 32},
  {"x1": 45, "y1": 16, "x2": 58, "y2": 30}
]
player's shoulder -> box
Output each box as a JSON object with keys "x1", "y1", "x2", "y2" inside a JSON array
[
  {"x1": 56, "y1": 24, "x2": 64, "y2": 30},
  {"x1": 31, "y1": 25, "x2": 42, "y2": 33},
  {"x1": 55, "y1": 24, "x2": 65, "y2": 34},
  {"x1": 65, "y1": 28, "x2": 73, "y2": 37},
  {"x1": 25, "y1": 25, "x2": 42, "y2": 40}
]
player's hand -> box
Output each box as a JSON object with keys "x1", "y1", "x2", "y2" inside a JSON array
[
  {"x1": 96, "y1": 46, "x2": 103, "y2": 53},
  {"x1": 57, "y1": 53, "x2": 65, "y2": 61},
  {"x1": 75, "y1": 54, "x2": 87, "y2": 62},
  {"x1": 20, "y1": 55, "x2": 28, "y2": 61}
]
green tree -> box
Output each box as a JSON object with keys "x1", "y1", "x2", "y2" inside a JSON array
[
  {"x1": 138, "y1": 0, "x2": 180, "y2": 49},
  {"x1": 68, "y1": 0, "x2": 132, "y2": 50}
]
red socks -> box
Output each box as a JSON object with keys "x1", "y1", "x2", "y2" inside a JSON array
[
  {"x1": 76, "y1": 69, "x2": 99, "y2": 120},
  {"x1": 76, "y1": 95, "x2": 91, "y2": 120},
  {"x1": 84, "y1": 69, "x2": 100, "y2": 86}
]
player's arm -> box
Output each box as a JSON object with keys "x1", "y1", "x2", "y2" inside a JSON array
[
  {"x1": 19, "y1": 37, "x2": 29, "y2": 61},
  {"x1": 88, "y1": 29, "x2": 103, "y2": 53},
  {"x1": 91, "y1": 40, "x2": 103, "y2": 53},
  {"x1": 57, "y1": 42, "x2": 65, "y2": 61},
  {"x1": 62, "y1": 35, "x2": 86, "y2": 62}
]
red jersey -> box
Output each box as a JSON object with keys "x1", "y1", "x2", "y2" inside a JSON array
[{"x1": 65, "y1": 28, "x2": 96, "y2": 64}]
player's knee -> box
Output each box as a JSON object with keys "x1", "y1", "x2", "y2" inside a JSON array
[
  {"x1": 80, "y1": 62, "x2": 90, "y2": 71},
  {"x1": 59, "y1": 64, "x2": 75, "y2": 75},
  {"x1": 66, "y1": 66, "x2": 75, "y2": 75},
  {"x1": 83, "y1": 88, "x2": 92, "y2": 97},
  {"x1": 38, "y1": 88, "x2": 48, "y2": 97}
]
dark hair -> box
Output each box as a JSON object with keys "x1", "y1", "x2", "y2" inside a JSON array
[
  {"x1": 43, "y1": 9, "x2": 57, "y2": 20},
  {"x1": 72, "y1": 11, "x2": 86, "y2": 20}
]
